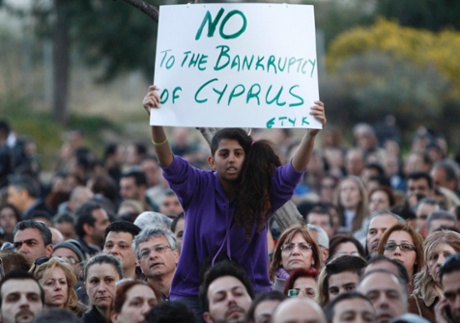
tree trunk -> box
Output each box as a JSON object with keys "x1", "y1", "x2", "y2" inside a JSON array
[{"x1": 52, "y1": 0, "x2": 70, "y2": 123}]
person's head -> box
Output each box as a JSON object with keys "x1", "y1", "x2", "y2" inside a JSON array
[
  {"x1": 357, "y1": 270, "x2": 408, "y2": 323},
  {"x1": 119, "y1": 170, "x2": 148, "y2": 201},
  {"x1": 368, "y1": 187, "x2": 396, "y2": 213},
  {"x1": 439, "y1": 253, "x2": 460, "y2": 322},
  {"x1": 414, "y1": 197, "x2": 439, "y2": 236},
  {"x1": 158, "y1": 189, "x2": 183, "y2": 217},
  {"x1": 31, "y1": 257, "x2": 78, "y2": 310},
  {"x1": 111, "y1": 280, "x2": 157, "y2": 323},
  {"x1": 364, "y1": 256, "x2": 409, "y2": 287},
  {"x1": 336, "y1": 176, "x2": 367, "y2": 211},
  {"x1": 246, "y1": 290, "x2": 286, "y2": 323},
  {"x1": 84, "y1": 254, "x2": 122, "y2": 312},
  {"x1": 199, "y1": 259, "x2": 254, "y2": 323},
  {"x1": 52, "y1": 240, "x2": 85, "y2": 278},
  {"x1": 328, "y1": 234, "x2": 365, "y2": 261},
  {"x1": 140, "y1": 155, "x2": 162, "y2": 188},
  {"x1": 125, "y1": 142, "x2": 147, "y2": 166},
  {"x1": 269, "y1": 225, "x2": 321, "y2": 280},
  {"x1": 75, "y1": 201, "x2": 110, "y2": 247},
  {"x1": 103, "y1": 221, "x2": 141, "y2": 277},
  {"x1": 7, "y1": 176, "x2": 40, "y2": 212},
  {"x1": 366, "y1": 210, "x2": 404, "y2": 256},
  {"x1": 406, "y1": 171, "x2": 433, "y2": 200},
  {"x1": 67, "y1": 186, "x2": 94, "y2": 212},
  {"x1": 31, "y1": 308, "x2": 81, "y2": 323},
  {"x1": 317, "y1": 255, "x2": 367, "y2": 307},
  {"x1": 0, "y1": 203, "x2": 21, "y2": 235},
  {"x1": 133, "y1": 211, "x2": 172, "y2": 231},
  {"x1": 87, "y1": 175, "x2": 118, "y2": 204},
  {"x1": 0, "y1": 270, "x2": 44, "y2": 323},
  {"x1": 52, "y1": 212, "x2": 77, "y2": 240},
  {"x1": 307, "y1": 224, "x2": 330, "y2": 263},
  {"x1": 0, "y1": 251, "x2": 32, "y2": 273},
  {"x1": 132, "y1": 227, "x2": 179, "y2": 281},
  {"x1": 430, "y1": 159, "x2": 459, "y2": 192},
  {"x1": 13, "y1": 220, "x2": 53, "y2": 262},
  {"x1": 145, "y1": 300, "x2": 198, "y2": 323},
  {"x1": 325, "y1": 291, "x2": 376, "y2": 323},
  {"x1": 345, "y1": 148, "x2": 365, "y2": 177},
  {"x1": 422, "y1": 230, "x2": 460, "y2": 285},
  {"x1": 306, "y1": 206, "x2": 335, "y2": 238},
  {"x1": 271, "y1": 297, "x2": 326, "y2": 323},
  {"x1": 284, "y1": 268, "x2": 318, "y2": 300},
  {"x1": 426, "y1": 210, "x2": 456, "y2": 235},
  {"x1": 361, "y1": 163, "x2": 385, "y2": 190},
  {"x1": 170, "y1": 212, "x2": 185, "y2": 251},
  {"x1": 377, "y1": 222, "x2": 424, "y2": 280}
]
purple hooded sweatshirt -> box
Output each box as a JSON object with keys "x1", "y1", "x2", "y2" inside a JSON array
[{"x1": 162, "y1": 155, "x2": 303, "y2": 299}]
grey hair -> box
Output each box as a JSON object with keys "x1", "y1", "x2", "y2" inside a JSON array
[
  {"x1": 132, "y1": 226, "x2": 178, "y2": 259},
  {"x1": 367, "y1": 209, "x2": 405, "y2": 231},
  {"x1": 133, "y1": 211, "x2": 172, "y2": 230},
  {"x1": 307, "y1": 224, "x2": 330, "y2": 248}
]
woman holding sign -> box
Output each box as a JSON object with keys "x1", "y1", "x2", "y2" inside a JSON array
[{"x1": 142, "y1": 85, "x2": 326, "y2": 316}]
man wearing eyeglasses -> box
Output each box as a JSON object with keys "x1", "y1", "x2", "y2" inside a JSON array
[
  {"x1": 13, "y1": 220, "x2": 53, "y2": 262},
  {"x1": 133, "y1": 226, "x2": 179, "y2": 300}
]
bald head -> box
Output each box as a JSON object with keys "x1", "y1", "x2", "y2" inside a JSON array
[{"x1": 272, "y1": 297, "x2": 326, "y2": 323}]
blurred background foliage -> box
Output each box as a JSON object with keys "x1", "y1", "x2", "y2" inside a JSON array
[{"x1": 0, "y1": 0, "x2": 460, "y2": 172}]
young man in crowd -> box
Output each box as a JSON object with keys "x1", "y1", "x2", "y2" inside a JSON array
[{"x1": 13, "y1": 220, "x2": 53, "y2": 262}]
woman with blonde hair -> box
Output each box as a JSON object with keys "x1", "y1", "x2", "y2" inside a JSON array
[
  {"x1": 333, "y1": 176, "x2": 369, "y2": 234},
  {"x1": 31, "y1": 257, "x2": 86, "y2": 316},
  {"x1": 269, "y1": 225, "x2": 321, "y2": 292},
  {"x1": 408, "y1": 230, "x2": 460, "y2": 322}
]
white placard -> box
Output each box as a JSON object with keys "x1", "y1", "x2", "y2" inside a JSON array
[{"x1": 152, "y1": 3, "x2": 320, "y2": 129}]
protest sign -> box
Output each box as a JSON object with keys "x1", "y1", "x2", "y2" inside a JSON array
[{"x1": 151, "y1": 3, "x2": 320, "y2": 129}]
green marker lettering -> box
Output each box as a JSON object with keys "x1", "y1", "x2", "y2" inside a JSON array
[
  {"x1": 214, "y1": 45, "x2": 230, "y2": 71},
  {"x1": 247, "y1": 84, "x2": 261, "y2": 105},
  {"x1": 195, "y1": 78, "x2": 218, "y2": 103},
  {"x1": 288, "y1": 85, "x2": 304, "y2": 107},
  {"x1": 195, "y1": 8, "x2": 225, "y2": 40}
]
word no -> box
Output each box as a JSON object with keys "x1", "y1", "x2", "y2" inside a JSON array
[{"x1": 195, "y1": 8, "x2": 247, "y2": 40}]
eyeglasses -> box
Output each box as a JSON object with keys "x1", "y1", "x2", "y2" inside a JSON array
[
  {"x1": 383, "y1": 243, "x2": 416, "y2": 252},
  {"x1": 281, "y1": 243, "x2": 312, "y2": 253},
  {"x1": 288, "y1": 288, "x2": 316, "y2": 297},
  {"x1": 139, "y1": 244, "x2": 172, "y2": 259}
]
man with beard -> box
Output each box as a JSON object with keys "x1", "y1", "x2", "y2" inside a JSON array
[
  {"x1": 133, "y1": 227, "x2": 179, "y2": 300},
  {"x1": 103, "y1": 220, "x2": 141, "y2": 279},
  {"x1": 0, "y1": 270, "x2": 44, "y2": 323},
  {"x1": 199, "y1": 260, "x2": 253, "y2": 323},
  {"x1": 435, "y1": 253, "x2": 460, "y2": 323}
]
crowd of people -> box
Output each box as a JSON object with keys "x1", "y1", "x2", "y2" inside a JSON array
[{"x1": 0, "y1": 86, "x2": 460, "y2": 323}]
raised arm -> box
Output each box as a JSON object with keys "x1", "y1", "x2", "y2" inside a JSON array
[
  {"x1": 143, "y1": 85, "x2": 174, "y2": 167},
  {"x1": 291, "y1": 101, "x2": 326, "y2": 172}
]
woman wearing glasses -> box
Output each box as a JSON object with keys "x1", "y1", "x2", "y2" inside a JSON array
[
  {"x1": 377, "y1": 222, "x2": 424, "y2": 285},
  {"x1": 31, "y1": 257, "x2": 86, "y2": 316},
  {"x1": 409, "y1": 230, "x2": 460, "y2": 322},
  {"x1": 269, "y1": 225, "x2": 321, "y2": 292},
  {"x1": 283, "y1": 268, "x2": 318, "y2": 300}
]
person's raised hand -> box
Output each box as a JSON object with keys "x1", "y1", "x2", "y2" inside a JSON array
[
  {"x1": 143, "y1": 85, "x2": 161, "y2": 116},
  {"x1": 307, "y1": 100, "x2": 326, "y2": 136}
]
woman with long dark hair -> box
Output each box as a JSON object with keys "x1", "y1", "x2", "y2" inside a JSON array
[{"x1": 143, "y1": 85, "x2": 326, "y2": 312}]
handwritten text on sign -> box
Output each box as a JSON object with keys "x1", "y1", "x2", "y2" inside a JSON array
[{"x1": 151, "y1": 4, "x2": 320, "y2": 129}]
